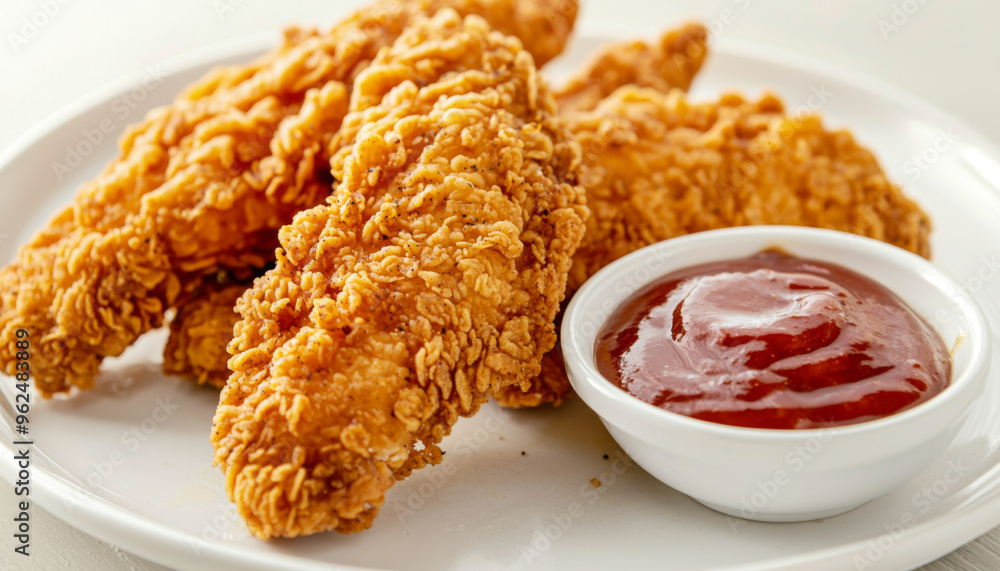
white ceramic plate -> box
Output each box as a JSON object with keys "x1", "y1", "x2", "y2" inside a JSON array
[{"x1": 2, "y1": 30, "x2": 1000, "y2": 571}]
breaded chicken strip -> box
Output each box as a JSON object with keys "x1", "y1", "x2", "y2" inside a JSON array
[
  {"x1": 211, "y1": 11, "x2": 586, "y2": 538},
  {"x1": 495, "y1": 87, "x2": 932, "y2": 407},
  {"x1": 0, "y1": 0, "x2": 578, "y2": 396},
  {"x1": 162, "y1": 25, "x2": 930, "y2": 414},
  {"x1": 434, "y1": 0, "x2": 578, "y2": 66},
  {"x1": 1, "y1": 35, "x2": 346, "y2": 396},
  {"x1": 567, "y1": 90, "x2": 931, "y2": 279},
  {"x1": 163, "y1": 281, "x2": 249, "y2": 388},
  {"x1": 159, "y1": 21, "x2": 707, "y2": 390},
  {"x1": 555, "y1": 23, "x2": 708, "y2": 113}
]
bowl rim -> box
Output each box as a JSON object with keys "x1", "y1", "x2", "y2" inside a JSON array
[{"x1": 562, "y1": 226, "x2": 993, "y2": 442}]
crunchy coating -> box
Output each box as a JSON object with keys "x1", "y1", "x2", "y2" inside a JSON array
[
  {"x1": 157, "y1": 0, "x2": 579, "y2": 389},
  {"x1": 211, "y1": 11, "x2": 586, "y2": 538},
  {"x1": 555, "y1": 23, "x2": 708, "y2": 113},
  {"x1": 0, "y1": 0, "x2": 578, "y2": 397},
  {"x1": 160, "y1": 20, "x2": 706, "y2": 392},
  {"x1": 0, "y1": 30, "x2": 347, "y2": 396},
  {"x1": 163, "y1": 282, "x2": 247, "y2": 388},
  {"x1": 433, "y1": 0, "x2": 578, "y2": 67},
  {"x1": 495, "y1": 87, "x2": 932, "y2": 407},
  {"x1": 567, "y1": 89, "x2": 930, "y2": 282}
]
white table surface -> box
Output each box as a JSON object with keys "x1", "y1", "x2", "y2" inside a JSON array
[{"x1": 1, "y1": 1, "x2": 999, "y2": 570}]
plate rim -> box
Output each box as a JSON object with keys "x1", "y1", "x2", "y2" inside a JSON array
[{"x1": 2, "y1": 26, "x2": 999, "y2": 571}]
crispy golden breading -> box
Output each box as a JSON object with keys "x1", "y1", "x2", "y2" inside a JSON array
[
  {"x1": 497, "y1": 325, "x2": 570, "y2": 407},
  {"x1": 565, "y1": 88, "x2": 930, "y2": 286},
  {"x1": 211, "y1": 11, "x2": 586, "y2": 538},
  {"x1": 555, "y1": 23, "x2": 708, "y2": 113},
  {"x1": 158, "y1": 0, "x2": 579, "y2": 389},
  {"x1": 159, "y1": 20, "x2": 929, "y2": 415},
  {"x1": 0, "y1": 0, "x2": 578, "y2": 397},
  {"x1": 494, "y1": 87, "x2": 932, "y2": 407},
  {"x1": 0, "y1": 33, "x2": 346, "y2": 396},
  {"x1": 160, "y1": 20, "x2": 706, "y2": 391},
  {"x1": 433, "y1": 0, "x2": 578, "y2": 66},
  {"x1": 163, "y1": 282, "x2": 247, "y2": 388}
]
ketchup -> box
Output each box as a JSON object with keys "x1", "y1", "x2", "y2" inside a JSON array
[{"x1": 595, "y1": 251, "x2": 951, "y2": 429}]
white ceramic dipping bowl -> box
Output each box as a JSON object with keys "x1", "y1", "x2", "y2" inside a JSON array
[{"x1": 562, "y1": 226, "x2": 991, "y2": 522}]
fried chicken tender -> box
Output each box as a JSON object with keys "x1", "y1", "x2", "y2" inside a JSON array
[
  {"x1": 158, "y1": 0, "x2": 579, "y2": 389},
  {"x1": 159, "y1": 20, "x2": 707, "y2": 390},
  {"x1": 433, "y1": 0, "x2": 578, "y2": 66},
  {"x1": 161, "y1": 21, "x2": 930, "y2": 415},
  {"x1": 0, "y1": 0, "x2": 578, "y2": 397},
  {"x1": 163, "y1": 281, "x2": 248, "y2": 388},
  {"x1": 568, "y1": 89, "x2": 931, "y2": 281},
  {"x1": 555, "y1": 23, "x2": 708, "y2": 113},
  {"x1": 494, "y1": 87, "x2": 932, "y2": 407},
  {"x1": 211, "y1": 11, "x2": 586, "y2": 538},
  {"x1": 0, "y1": 34, "x2": 345, "y2": 397}
]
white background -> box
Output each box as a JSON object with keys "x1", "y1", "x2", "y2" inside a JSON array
[{"x1": 1, "y1": 0, "x2": 999, "y2": 569}]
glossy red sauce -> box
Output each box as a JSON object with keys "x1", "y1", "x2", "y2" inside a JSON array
[{"x1": 595, "y1": 251, "x2": 951, "y2": 429}]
